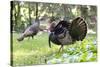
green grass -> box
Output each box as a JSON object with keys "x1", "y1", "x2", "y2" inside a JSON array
[{"x1": 11, "y1": 32, "x2": 97, "y2": 66}]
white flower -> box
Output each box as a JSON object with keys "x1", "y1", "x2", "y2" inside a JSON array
[
  {"x1": 93, "y1": 40, "x2": 97, "y2": 45},
  {"x1": 86, "y1": 44, "x2": 90, "y2": 49},
  {"x1": 68, "y1": 48, "x2": 75, "y2": 51},
  {"x1": 47, "y1": 61, "x2": 52, "y2": 64},
  {"x1": 68, "y1": 55, "x2": 79, "y2": 63},
  {"x1": 87, "y1": 52, "x2": 93, "y2": 60},
  {"x1": 62, "y1": 53, "x2": 68, "y2": 58}
]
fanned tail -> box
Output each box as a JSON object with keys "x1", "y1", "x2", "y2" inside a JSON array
[{"x1": 69, "y1": 17, "x2": 87, "y2": 41}]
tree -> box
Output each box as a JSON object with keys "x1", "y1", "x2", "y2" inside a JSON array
[
  {"x1": 28, "y1": 2, "x2": 32, "y2": 25},
  {"x1": 35, "y1": 2, "x2": 38, "y2": 20}
]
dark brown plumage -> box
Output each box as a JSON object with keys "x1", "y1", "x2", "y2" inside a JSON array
[{"x1": 49, "y1": 17, "x2": 87, "y2": 52}]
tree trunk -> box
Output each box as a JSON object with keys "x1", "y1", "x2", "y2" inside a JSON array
[
  {"x1": 28, "y1": 2, "x2": 31, "y2": 25},
  {"x1": 80, "y1": 6, "x2": 88, "y2": 19},
  {"x1": 63, "y1": 4, "x2": 67, "y2": 18},
  {"x1": 62, "y1": 4, "x2": 73, "y2": 21},
  {"x1": 62, "y1": 4, "x2": 70, "y2": 21},
  {"x1": 36, "y1": 3, "x2": 38, "y2": 20},
  {"x1": 10, "y1": 1, "x2": 14, "y2": 66},
  {"x1": 10, "y1": 1, "x2": 14, "y2": 33},
  {"x1": 14, "y1": 1, "x2": 21, "y2": 31}
]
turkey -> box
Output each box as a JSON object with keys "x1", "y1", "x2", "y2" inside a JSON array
[
  {"x1": 49, "y1": 17, "x2": 87, "y2": 52},
  {"x1": 17, "y1": 19, "x2": 40, "y2": 41}
]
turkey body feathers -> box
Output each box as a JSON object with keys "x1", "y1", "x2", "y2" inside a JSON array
[
  {"x1": 49, "y1": 32, "x2": 62, "y2": 48},
  {"x1": 17, "y1": 20, "x2": 40, "y2": 41},
  {"x1": 49, "y1": 21, "x2": 73, "y2": 48},
  {"x1": 48, "y1": 17, "x2": 87, "y2": 51}
]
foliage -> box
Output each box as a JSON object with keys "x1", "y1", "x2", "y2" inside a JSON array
[
  {"x1": 11, "y1": 1, "x2": 97, "y2": 66},
  {"x1": 12, "y1": 33, "x2": 97, "y2": 66},
  {"x1": 11, "y1": 1, "x2": 97, "y2": 32},
  {"x1": 47, "y1": 34, "x2": 97, "y2": 64}
]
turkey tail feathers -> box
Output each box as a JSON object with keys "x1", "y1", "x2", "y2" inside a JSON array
[{"x1": 70, "y1": 17, "x2": 87, "y2": 41}]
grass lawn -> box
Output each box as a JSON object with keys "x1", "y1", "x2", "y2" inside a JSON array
[{"x1": 11, "y1": 32, "x2": 97, "y2": 66}]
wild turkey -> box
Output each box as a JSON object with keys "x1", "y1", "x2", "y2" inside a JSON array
[
  {"x1": 49, "y1": 17, "x2": 87, "y2": 52},
  {"x1": 17, "y1": 19, "x2": 40, "y2": 41}
]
